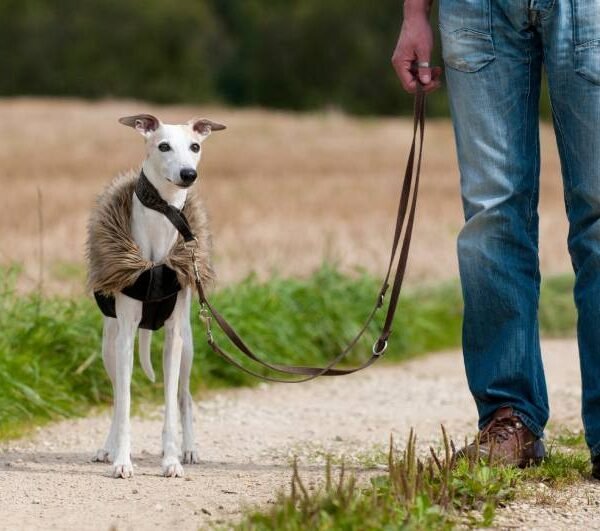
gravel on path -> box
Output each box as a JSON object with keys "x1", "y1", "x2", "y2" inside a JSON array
[{"x1": 0, "y1": 339, "x2": 597, "y2": 530}]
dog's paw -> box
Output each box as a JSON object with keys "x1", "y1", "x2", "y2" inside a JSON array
[
  {"x1": 162, "y1": 456, "x2": 184, "y2": 478},
  {"x1": 92, "y1": 448, "x2": 113, "y2": 463},
  {"x1": 182, "y1": 449, "x2": 201, "y2": 464},
  {"x1": 112, "y1": 460, "x2": 134, "y2": 479}
]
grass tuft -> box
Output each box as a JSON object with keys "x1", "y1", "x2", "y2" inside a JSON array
[
  {"x1": 238, "y1": 429, "x2": 592, "y2": 530},
  {"x1": 238, "y1": 428, "x2": 522, "y2": 530},
  {"x1": 522, "y1": 446, "x2": 590, "y2": 487}
]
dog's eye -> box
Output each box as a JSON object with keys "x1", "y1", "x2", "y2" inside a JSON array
[
  {"x1": 158, "y1": 142, "x2": 171, "y2": 152},
  {"x1": 190, "y1": 143, "x2": 200, "y2": 153}
]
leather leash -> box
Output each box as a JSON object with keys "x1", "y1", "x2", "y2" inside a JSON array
[{"x1": 136, "y1": 85, "x2": 426, "y2": 383}]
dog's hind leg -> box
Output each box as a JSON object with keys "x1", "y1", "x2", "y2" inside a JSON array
[
  {"x1": 93, "y1": 317, "x2": 118, "y2": 463},
  {"x1": 179, "y1": 288, "x2": 200, "y2": 464},
  {"x1": 111, "y1": 294, "x2": 141, "y2": 479},
  {"x1": 161, "y1": 291, "x2": 186, "y2": 477}
]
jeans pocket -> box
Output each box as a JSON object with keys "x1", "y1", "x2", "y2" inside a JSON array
[
  {"x1": 573, "y1": 0, "x2": 600, "y2": 84},
  {"x1": 439, "y1": 0, "x2": 492, "y2": 34},
  {"x1": 439, "y1": 26, "x2": 496, "y2": 73},
  {"x1": 438, "y1": 0, "x2": 495, "y2": 73},
  {"x1": 575, "y1": 42, "x2": 600, "y2": 85}
]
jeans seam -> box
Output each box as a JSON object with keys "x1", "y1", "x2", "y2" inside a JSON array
[
  {"x1": 550, "y1": 99, "x2": 573, "y2": 213},
  {"x1": 524, "y1": 48, "x2": 537, "y2": 234},
  {"x1": 538, "y1": 0, "x2": 556, "y2": 22}
]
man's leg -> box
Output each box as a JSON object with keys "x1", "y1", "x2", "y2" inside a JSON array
[
  {"x1": 542, "y1": 0, "x2": 600, "y2": 460},
  {"x1": 440, "y1": 0, "x2": 549, "y2": 438}
]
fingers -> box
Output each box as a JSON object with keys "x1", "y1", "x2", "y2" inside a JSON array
[
  {"x1": 392, "y1": 53, "x2": 443, "y2": 94},
  {"x1": 415, "y1": 52, "x2": 432, "y2": 85},
  {"x1": 422, "y1": 66, "x2": 443, "y2": 94},
  {"x1": 397, "y1": 64, "x2": 443, "y2": 94},
  {"x1": 413, "y1": 47, "x2": 441, "y2": 93},
  {"x1": 391, "y1": 51, "x2": 416, "y2": 93}
]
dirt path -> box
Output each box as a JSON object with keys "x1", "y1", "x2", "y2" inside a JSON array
[{"x1": 1, "y1": 339, "x2": 599, "y2": 530}]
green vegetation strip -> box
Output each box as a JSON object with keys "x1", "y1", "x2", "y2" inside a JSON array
[
  {"x1": 0, "y1": 265, "x2": 576, "y2": 439},
  {"x1": 239, "y1": 429, "x2": 591, "y2": 530}
]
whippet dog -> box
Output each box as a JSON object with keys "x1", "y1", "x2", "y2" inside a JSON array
[{"x1": 93, "y1": 114, "x2": 224, "y2": 478}]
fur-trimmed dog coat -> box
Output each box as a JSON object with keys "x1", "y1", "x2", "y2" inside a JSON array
[{"x1": 86, "y1": 171, "x2": 214, "y2": 330}]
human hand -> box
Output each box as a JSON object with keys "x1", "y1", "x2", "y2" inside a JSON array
[{"x1": 392, "y1": 13, "x2": 442, "y2": 94}]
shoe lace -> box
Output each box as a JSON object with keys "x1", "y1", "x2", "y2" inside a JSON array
[{"x1": 482, "y1": 417, "x2": 520, "y2": 443}]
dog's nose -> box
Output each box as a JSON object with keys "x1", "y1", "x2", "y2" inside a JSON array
[{"x1": 179, "y1": 168, "x2": 197, "y2": 185}]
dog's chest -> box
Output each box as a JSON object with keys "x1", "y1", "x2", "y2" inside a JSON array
[{"x1": 131, "y1": 196, "x2": 179, "y2": 263}]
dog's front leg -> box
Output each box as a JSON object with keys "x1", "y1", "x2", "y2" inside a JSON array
[
  {"x1": 179, "y1": 288, "x2": 200, "y2": 464},
  {"x1": 162, "y1": 293, "x2": 186, "y2": 477},
  {"x1": 111, "y1": 294, "x2": 141, "y2": 478}
]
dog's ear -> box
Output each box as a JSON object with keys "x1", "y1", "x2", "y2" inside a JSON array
[
  {"x1": 119, "y1": 114, "x2": 160, "y2": 136},
  {"x1": 189, "y1": 118, "x2": 227, "y2": 137}
]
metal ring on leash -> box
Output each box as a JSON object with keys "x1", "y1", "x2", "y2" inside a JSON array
[{"x1": 372, "y1": 339, "x2": 388, "y2": 356}]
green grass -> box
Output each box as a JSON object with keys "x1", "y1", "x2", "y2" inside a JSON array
[
  {"x1": 0, "y1": 265, "x2": 577, "y2": 439},
  {"x1": 553, "y1": 428, "x2": 587, "y2": 450},
  {"x1": 238, "y1": 429, "x2": 591, "y2": 531},
  {"x1": 521, "y1": 447, "x2": 590, "y2": 487},
  {"x1": 238, "y1": 429, "x2": 518, "y2": 530}
]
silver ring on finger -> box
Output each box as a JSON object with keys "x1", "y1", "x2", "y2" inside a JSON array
[{"x1": 416, "y1": 61, "x2": 431, "y2": 68}]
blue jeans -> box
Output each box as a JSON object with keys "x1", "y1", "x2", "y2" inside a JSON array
[{"x1": 439, "y1": 0, "x2": 600, "y2": 455}]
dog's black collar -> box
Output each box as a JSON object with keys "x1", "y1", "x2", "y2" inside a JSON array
[{"x1": 135, "y1": 171, "x2": 196, "y2": 243}]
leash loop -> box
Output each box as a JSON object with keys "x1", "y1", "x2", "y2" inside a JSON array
[{"x1": 135, "y1": 86, "x2": 426, "y2": 382}]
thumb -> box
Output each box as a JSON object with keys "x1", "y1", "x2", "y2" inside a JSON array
[{"x1": 415, "y1": 49, "x2": 432, "y2": 84}]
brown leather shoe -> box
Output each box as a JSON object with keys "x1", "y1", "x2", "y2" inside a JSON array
[{"x1": 457, "y1": 407, "x2": 545, "y2": 467}]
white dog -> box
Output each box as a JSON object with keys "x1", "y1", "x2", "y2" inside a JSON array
[{"x1": 89, "y1": 114, "x2": 224, "y2": 478}]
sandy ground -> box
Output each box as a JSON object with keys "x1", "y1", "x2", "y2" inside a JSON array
[{"x1": 1, "y1": 339, "x2": 599, "y2": 530}]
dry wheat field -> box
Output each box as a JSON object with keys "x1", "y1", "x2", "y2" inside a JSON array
[{"x1": 0, "y1": 98, "x2": 570, "y2": 295}]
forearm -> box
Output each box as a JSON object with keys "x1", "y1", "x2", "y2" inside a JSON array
[{"x1": 403, "y1": 0, "x2": 433, "y2": 19}]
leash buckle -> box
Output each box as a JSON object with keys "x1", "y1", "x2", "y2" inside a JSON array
[
  {"x1": 377, "y1": 283, "x2": 389, "y2": 309},
  {"x1": 184, "y1": 236, "x2": 199, "y2": 250},
  {"x1": 188, "y1": 242, "x2": 203, "y2": 283},
  {"x1": 372, "y1": 339, "x2": 388, "y2": 356},
  {"x1": 199, "y1": 304, "x2": 214, "y2": 345}
]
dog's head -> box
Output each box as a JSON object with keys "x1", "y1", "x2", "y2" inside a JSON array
[{"x1": 119, "y1": 114, "x2": 226, "y2": 188}]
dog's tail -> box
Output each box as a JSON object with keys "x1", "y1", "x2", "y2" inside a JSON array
[{"x1": 138, "y1": 329, "x2": 155, "y2": 382}]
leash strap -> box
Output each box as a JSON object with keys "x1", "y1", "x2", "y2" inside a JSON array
[
  {"x1": 137, "y1": 87, "x2": 426, "y2": 383},
  {"x1": 135, "y1": 173, "x2": 197, "y2": 243}
]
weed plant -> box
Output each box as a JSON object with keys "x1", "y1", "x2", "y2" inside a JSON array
[{"x1": 239, "y1": 428, "x2": 590, "y2": 530}]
